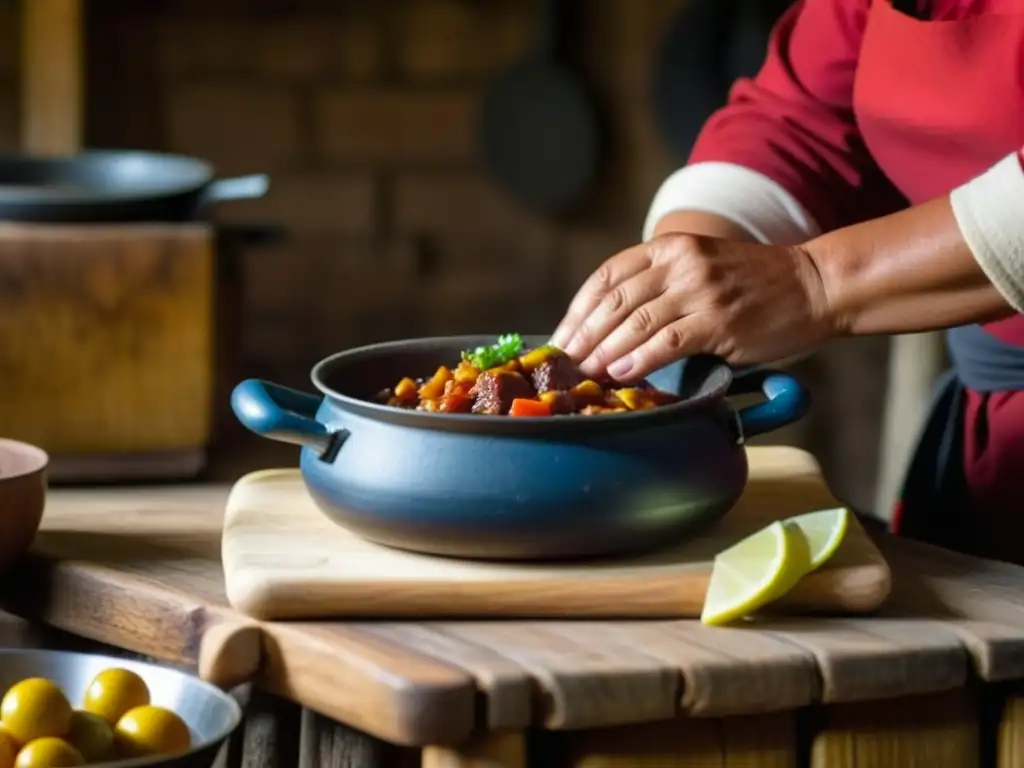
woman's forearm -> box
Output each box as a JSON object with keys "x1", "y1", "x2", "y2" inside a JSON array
[{"x1": 806, "y1": 196, "x2": 1015, "y2": 336}]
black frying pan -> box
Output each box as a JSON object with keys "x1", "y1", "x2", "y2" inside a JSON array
[
  {"x1": 479, "y1": 0, "x2": 600, "y2": 215},
  {"x1": 0, "y1": 150, "x2": 269, "y2": 223}
]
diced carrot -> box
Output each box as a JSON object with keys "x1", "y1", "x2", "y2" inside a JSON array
[
  {"x1": 508, "y1": 398, "x2": 552, "y2": 417},
  {"x1": 439, "y1": 393, "x2": 472, "y2": 413}
]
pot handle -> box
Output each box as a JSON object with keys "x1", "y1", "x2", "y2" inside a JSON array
[
  {"x1": 729, "y1": 368, "x2": 809, "y2": 440},
  {"x1": 198, "y1": 174, "x2": 270, "y2": 209},
  {"x1": 231, "y1": 379, "x2": 335, "y2": 453}
]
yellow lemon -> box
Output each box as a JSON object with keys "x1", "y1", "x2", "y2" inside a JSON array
[
  {"x1": 81, "y1": 669, "x2": 150, "y2": 726},
  {"x1": 115, "y1": 705, "x2": 191, "y2": 757},
  {"x1": 13, "y1": 738, "x2": 83, "y2": 768},
  {"x1": 0, "y1": 680, "x2": 72, "y2": 744},
  {"x1": 0, "y1": 727, "x2": 19, "y2": 768},
  {"x1": 65, "y1": 711, "x2": 114, "y2": 763}
]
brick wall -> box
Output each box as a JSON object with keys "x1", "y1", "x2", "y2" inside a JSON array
[
  {"x1": 1, "y1": 0, "x2": 892, "y2": 512},
  {"x1": 79, "y1": 0, "x2": 662, "y2": 375}
]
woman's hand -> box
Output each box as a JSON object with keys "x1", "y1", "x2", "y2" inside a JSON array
[{"x1": 550, "y1": 233, "x2": 836, "y2": 381}]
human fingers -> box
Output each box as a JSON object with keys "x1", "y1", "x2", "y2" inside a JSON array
[
  {"x1": 561, "y1": 268, "x2": 669, "y2": 367},
  {"x1": 550, "y1": 245, "x2": 651, "y2": 350},
  {"x1": 603, "y1": 317, "x2": 710, "y2": 381},
  {"x1": 578, "y1": 292, "x2": 683, "y2": 378}
]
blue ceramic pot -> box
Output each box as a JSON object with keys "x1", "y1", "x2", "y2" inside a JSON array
[{"x1": 231, "y1": 336, "x2": 809, "y2": 560}]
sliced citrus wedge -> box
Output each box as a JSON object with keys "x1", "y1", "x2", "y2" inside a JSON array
[
  {"x1": 787, "y1": 506, "x2": 850, "y2": 570},
  {"x1": 700, "y1": 520, "x2": 812, "y2": 626}
]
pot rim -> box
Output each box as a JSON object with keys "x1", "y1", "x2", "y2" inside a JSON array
[
  {"x1": 308, "y1": 335, "x2": 735, "y2": 435},
  {"x1": 0, "y1": 438, "x2": 49, "y2": 482}
]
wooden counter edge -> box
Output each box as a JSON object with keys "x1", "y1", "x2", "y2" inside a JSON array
[{"x1": 0, "y1": 554, "x2": 478, "y2": 747}]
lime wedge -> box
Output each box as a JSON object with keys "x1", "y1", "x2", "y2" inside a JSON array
[
  {"x1": 700, "y1": 520, "x2": 813, "y2": 626},
  {"x1": 787, "y1": 506, "x2": 850, "y2": 570}
]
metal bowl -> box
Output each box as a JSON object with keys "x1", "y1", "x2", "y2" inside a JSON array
[{"x1": 0, "y1": 649, "x2": 242, "y2": 767}]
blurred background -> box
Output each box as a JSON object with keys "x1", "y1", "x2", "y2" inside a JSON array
[{"x1": 0, "y1": 0, "x2": 893, "y2": 516}]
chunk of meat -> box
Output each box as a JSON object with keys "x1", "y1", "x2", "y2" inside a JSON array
[
  {"x1": 531, "y1": 354, "x2": 583, "y2": 394},
  {"x1": 472, "y1": 370, "x2": 536, "y2": 415}
]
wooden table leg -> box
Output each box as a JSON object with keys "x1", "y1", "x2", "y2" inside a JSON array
[
  {"x1": 811, "y1": 689, "x2": 979, "y2": 767},
  {"x1": 422, "y1": 732, "x2": 527, "y2": 768},
  {"x1": 226, "y1": 689, "x2": 302, "y2": 768},
  {"x1": 561, "y1": 712, "x2": 798, "y2": 767},
  {"x1": 299, "y1": 708, "x2": 418, "y2": 768},
  {"x1": 996, "y1": 685, "x2": 1024, "y2": 767}
]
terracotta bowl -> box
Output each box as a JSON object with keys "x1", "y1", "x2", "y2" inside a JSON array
[{"x1": 0, "y1": 439, "x2": 47, "y2": 573}]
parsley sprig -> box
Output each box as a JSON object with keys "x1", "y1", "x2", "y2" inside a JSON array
[{"x1": 461, "y1": 333, "x2": 524, "y2": 370}]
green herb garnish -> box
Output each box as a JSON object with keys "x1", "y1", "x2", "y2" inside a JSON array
[{"x1": 462, "y1": 333, "x2": 524, "y2": 370}]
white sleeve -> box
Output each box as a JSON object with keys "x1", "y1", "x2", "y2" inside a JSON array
[
  {"x1": 642, "y1": 162, "x2": 822, "y2": 246},
  {"x1": 949, "y1": 153, "x2": 1024, "y2": 312}
]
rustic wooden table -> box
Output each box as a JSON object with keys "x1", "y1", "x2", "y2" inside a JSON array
[{"x1": 5, "y1": 479, "x2": 1024, "y2": 768}]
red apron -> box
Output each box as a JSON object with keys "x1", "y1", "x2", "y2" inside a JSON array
[{"x1": 855, "y1": 1, "x2": 1024, "y2": 563}]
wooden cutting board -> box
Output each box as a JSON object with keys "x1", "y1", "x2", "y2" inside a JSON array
[{"x1": 221, "y1": 446, "x2": 891, "y2": 620}]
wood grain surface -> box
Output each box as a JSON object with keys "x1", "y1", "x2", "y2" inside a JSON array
[
  {"x1": 3, "y1": 449, "x2": 1024, "y2": 744},
  {"x1": 0, "y1": 224, "x2": 214, "y2": 457},
  {"x1": 221, "y1": 447, "x2": 892, "y2": 620}
]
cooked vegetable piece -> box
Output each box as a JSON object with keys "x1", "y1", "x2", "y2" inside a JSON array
[
  {"x1": 518, "y1": 345, "x2": 560, "y2": 371},
  {"x1": 614, "y1": 388, "x2": 655, "y2": 411},
  {"x1": 580, "y1": 404, "x2": 628, "y2": 415},
  {"x1": 508, "y1": 398, "x2": 553, "y2": 417},
  {"x1": 439, "y1": 393, "x2": 473, "y2": 413},
  {"x1": 393, "y1": 377, "x2": 418, "y2": 401},
  {"x1": 418, "y1": 366, "x2": 452, "y2": 400},
  {"x1": 453, "y1": 361, "x2": 480, "y2": 383},
  {"x1": 568, "y1": 380, "x2": 605, "y2": 408}
]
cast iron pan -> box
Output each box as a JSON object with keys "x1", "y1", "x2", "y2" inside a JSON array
[
  {"x1": 0, "y1": 150, "x2": 269, "y2": 223},
  {"x1": 652, "y1": 0, "x2": 791, "y2": 161},
  {"x1": 479, "y1": 0, "x2": 600, "y2": 215}
]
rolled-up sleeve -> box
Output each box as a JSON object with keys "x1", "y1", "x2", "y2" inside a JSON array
[
  {"x1": 648, "y1": 0, "x2": 906, "y2": 242},
  {"x1": 949, "y1": 149, "x2": 1024, "y2": 312}
]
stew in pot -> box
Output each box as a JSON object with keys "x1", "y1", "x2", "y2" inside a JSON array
[{"x1": 375, "y1": 334, "x2": 680, "y2": 416}]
